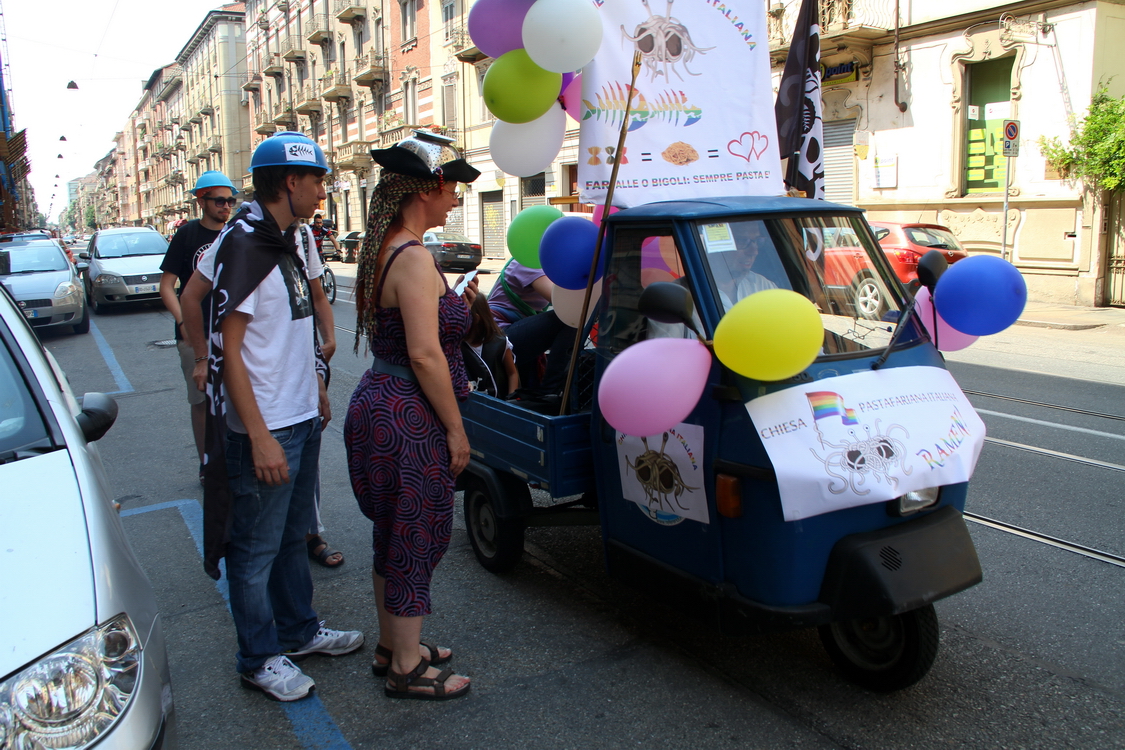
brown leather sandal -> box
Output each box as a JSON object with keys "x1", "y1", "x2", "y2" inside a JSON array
[
  {"x1": 384, "y1": 658, "x2": 470, "y2": 701},
  {"x1": 371, "y1": 642, "x2": 452, "y2": 677}
]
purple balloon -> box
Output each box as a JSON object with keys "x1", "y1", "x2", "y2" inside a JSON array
[
  {"x1": 599, "y1": 338, "x2": 712, "y2": 437},
  {"x1": 468, "y1": 0, "x2": 537, "y2": 59},
  {"x1": 560, "y1": 71, "x2": 576, "y2": 95},
  {"x1": 913, "y1": 287, "x2": 978, "y2": 351}
]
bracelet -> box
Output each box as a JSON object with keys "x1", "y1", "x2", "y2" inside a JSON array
[{"x1": 194, "y1": 356, "x2": 208, "y2": 363}]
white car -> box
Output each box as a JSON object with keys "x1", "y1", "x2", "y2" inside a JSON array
[
  {"x1": 0, "y1": 239, "x2": 89, "y2": 334},
  {"x1": 81, "y1": 228, "x2": 169, "y2": 313},
  {"x1": 0, "y1": 285, "x2": 177, "y2": 748}
]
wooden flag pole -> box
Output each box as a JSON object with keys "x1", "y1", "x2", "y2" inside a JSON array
[{"x1": 559, "y1": 50, "x2": 642, "y2": 416}]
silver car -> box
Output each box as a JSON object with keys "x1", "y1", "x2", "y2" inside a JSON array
[
  {"x1": 82, "y1": 228, "x2": 169, "y2": 313},
  {"x1": 0, "y1": 286, "x2": 177, "y2": 748},
  {"x1": 0, "y1": 239, "x2": 89, "y2": 334}
]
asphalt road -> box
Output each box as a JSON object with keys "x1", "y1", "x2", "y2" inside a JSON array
[{"x1": 37, "y1": 298, "x2": 1125, "y2": 750}]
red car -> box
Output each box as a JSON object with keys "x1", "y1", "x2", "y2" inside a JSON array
[{"x1": 867, "y1": 222, "x2": 969, "y2": 285}]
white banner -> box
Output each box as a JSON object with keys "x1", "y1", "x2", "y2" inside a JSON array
[
  {"x1": 745, "y1": 366, "x2": 987, "y2": 521},
  {"x1": 616, "y1": 422, "x2": 708, "y2": 524},
  {"x1": 578, "y1": 0, "x2": 783, "y2": 207}
]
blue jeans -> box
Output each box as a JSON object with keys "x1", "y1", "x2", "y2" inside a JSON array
[{"x1": 225, "y1": 417, "x2": 321, "y2": 673}]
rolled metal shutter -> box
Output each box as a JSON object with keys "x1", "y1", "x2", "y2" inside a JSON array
[{"x1": 822, "y1": 119, "x2": 857, "y2": 205}]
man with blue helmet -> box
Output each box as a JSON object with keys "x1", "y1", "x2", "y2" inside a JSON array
[
  {"x1": 159, "y1": 170, "x2": 238, "y2": 480},
  {"x1": 180, "y1": 132, "x2": 363, "y2": 702}
]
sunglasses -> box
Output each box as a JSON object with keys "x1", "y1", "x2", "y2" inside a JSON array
[{"x1": 203, "y1": 196, "x2": 238, "y2": 207}]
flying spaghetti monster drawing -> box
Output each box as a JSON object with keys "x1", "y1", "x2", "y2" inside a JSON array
[
  {"x1": 806, "y1": 392, "x2": 912, "y2": 496},
  {"x1": 625, "y1": 432, "x2": 698, "y2": 512},
  {"x1": 621, "y1": 0, "x2": 714, "y2": 82}
]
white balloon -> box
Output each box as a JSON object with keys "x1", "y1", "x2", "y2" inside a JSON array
[
  {"x1": 490, "y1": 103, "x2": 567, "y2": 177},
  {"x1": 522, "y1": 0, "x2": 604, "y2": 74},
  {"x1": 552, "y1": 280, "x2": 602, "y2": 329}
]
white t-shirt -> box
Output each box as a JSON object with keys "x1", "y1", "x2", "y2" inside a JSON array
[{"x1": 199, "y1": 223, "x2": 324, "y2": 433}]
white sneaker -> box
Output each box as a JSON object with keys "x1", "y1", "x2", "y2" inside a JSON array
[
  {"x1": 285, "y1": 621, "x2": 365, "y2": 659},
  {"x1": 241, "y1": 655, "x2": 315, "y2": 702}
]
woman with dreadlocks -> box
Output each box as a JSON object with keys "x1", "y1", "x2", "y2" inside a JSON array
[{"x1": 344, "y1": 132, "x2": 480, "y2": 701}]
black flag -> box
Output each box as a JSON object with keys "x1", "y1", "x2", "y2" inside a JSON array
[{"x1": 774, "y1": 0, "x2": 825, "y2": 199}]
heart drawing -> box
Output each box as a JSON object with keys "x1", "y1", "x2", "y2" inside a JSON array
[{"x1": 727, "y1": 131, "x2": 770, "y2": 162}]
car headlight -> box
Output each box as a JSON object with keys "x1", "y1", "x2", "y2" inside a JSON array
[
  {"x1": 54, "y1": 281, "x2": 80, "y2": 300},
  {"x1": 93, "y1": 273, "x2": 123, "y2": 286},
  {"x1": 892, "y1": 486, "x2": 941, "y2": 516},
  {"x1": 0, "y1": 614, "x2": 141, "y2": 749}
]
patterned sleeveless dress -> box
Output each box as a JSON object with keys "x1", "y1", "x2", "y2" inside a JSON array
[{"x1": 344, "y1": 241, "x2": 470, "y2": 618}]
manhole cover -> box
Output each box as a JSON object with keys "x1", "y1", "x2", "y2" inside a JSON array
[{"x1": 153, "y1": 339, "x2": 177, "y2": 348}]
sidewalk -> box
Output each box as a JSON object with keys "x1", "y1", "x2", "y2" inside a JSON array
[{"x1": 328, "y1": 259, "x2": 1125, "y2": 331}]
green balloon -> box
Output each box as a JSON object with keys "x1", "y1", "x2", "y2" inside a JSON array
[
  {"x1": 483, "y1": 49, "x2": 563, "y2": 124},
  {"x1": 506, "y1": 204, "x2": 563, "y2": 268}
]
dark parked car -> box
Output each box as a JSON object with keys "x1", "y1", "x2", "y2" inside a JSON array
[
  {"x1": 81, "y1": 228, "x2": 168, "y2": 313},
  {"x1": 423, "y1": 231, "x2": 483, "y2": 272},
  {"x1": 0, "y1": 240, "x2": 88, "y2": 334}
]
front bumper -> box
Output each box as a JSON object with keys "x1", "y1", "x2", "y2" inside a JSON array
[{"x1": 17, "y1": 297, "x2": 84, "y2": 329}]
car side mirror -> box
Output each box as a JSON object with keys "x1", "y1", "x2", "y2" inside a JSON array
[
  {"x1": 76, "y1": 261, "x2": 89, "y2": 273},
  {"x1": 916, "y1": 250, "x2": 948, "y2": 293},
  {"x1": 639, "y1": 282, "x2": 699, "y2": 335},
  {"x1": 76, "y1": 392, "x2": 118, "y2": 442},
  {"x1": 79, "y1": 251, "x2": 90, "y2": 260}
]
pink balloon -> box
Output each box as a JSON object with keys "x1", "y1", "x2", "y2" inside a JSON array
[
  {"x1": 598, "y1": 338, "x2": 712, "y2": 437},
  {"x1": 913, "y1": 287, "x2": 978, "y2": 351},
  {"x1": 469, "y1": 0, "x2": 536, "y2": 59},
  {"x1": 560, "y1": 73, "x2": 583, "y2": 122},
  {"x1": 591, "y1": 203, "x2": 618, "y2": 225}
]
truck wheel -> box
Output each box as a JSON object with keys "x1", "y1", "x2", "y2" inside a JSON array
[
  {"x1": 852, "y1": 275, "x2": 886, "y2": 320},
  {"x1": 818, "y1": 603, "x2": 939, "y2": 692},
  {"x1": 463, "y1": 476, "x2": 526, "y2": 574}
]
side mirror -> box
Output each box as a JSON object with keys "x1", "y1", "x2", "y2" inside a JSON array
[
  {"x1": 76, "y1": 261, "x2": 89, "y2": 274},
  {"x1": 916, "y1": 250, "x2": 949, "y2": 293},
  {"x1": 76, "y1": 392, "x2": 118, "y2": 442},
  {"x1": 638, "y1": 282, "x2": 699, "y2": 335},
  {"x1": 79, "y1": 251, "x2": 90, "y2": 260}
]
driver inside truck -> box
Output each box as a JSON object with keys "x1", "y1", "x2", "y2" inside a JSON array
[{"x1": 708, "y1": 221, "x2": 782, "y2": 311}]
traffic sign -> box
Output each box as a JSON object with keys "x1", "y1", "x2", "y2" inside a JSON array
[{"x1": 1003, "y1": 119, "x2": 1020, "y2": 157}]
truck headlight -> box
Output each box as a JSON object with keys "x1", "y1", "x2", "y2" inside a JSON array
[
  {"x1": 892, "y1": 486, "x2": 940, "y2": 516},
  {"x1": 0, "y1": 614, "x2": 141, "y2": 749},
  {"x1": 93, "y1": 273, "x2": 122, "y2": 286}
]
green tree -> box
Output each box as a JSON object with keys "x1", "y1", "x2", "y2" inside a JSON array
[
  {"x1": 1039, "y1": 85, "x2": 1125, "y2": 193},
  {"x1": 84, "y1": 204, "x2": 96, "y2": 230}
]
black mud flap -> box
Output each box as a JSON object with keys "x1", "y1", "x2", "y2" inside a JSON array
[{"x1": 818, "y1": 505, "x2": 982, "y2": 621}]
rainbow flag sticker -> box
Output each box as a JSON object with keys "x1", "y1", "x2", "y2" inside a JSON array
[{"x1": 806, "y1": 391, "x2": 859, "y2": 425}]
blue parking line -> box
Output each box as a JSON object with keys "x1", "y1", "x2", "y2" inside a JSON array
[
  {"x1": 88, "y1": 319, "x2": 134, "y2": 395},
  {"x1": 122, "y1": 499, "x2": 354, "y2": 750}
]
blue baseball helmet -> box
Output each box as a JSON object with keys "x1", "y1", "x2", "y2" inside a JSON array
[
  {"x1": 250, "y1": 131, "x2": 331, "y2": 173},
  {"x1": 193, "y1": 170, "x2": 238, "y2": 195}
]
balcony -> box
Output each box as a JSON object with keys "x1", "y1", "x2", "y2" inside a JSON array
[
  {"x1": 180, "y1": 118, "x2": 194, "y2": 132},
  {"x1": 200, "y1": 101, "x2": 214, "y2": 116},
  {"x1": 449, "y1": 24, "x2": 487, "y2": 63},
  {"x1": 254, "y1": 111, "x2": 278, "y2": 135},
  {"x1": 157, "y1": 66, "x2": 183, "y2": 102},
  {"x1": 280, "y1": 35, "x2": 306, "y2": 62},
  {"x1": 768, "y1": 0, "x2": 891, "y2": 58},
  {"x1": 378, "y1": 123, "x2": 416, "y2": 146},
  {"x1": 272, "y1": 102, "x2": 297, "y2": 125},
  {"x1": 141, "y1": 181, "x2": 154, "y2": 193},
  {"x1": 208, "y1": 136, "x2": 222, "y2": 152},
  {"x1": 263, "y1": 52, "x2": 285, "y2": 77},
  {"x1": 174, "y1": 138, "x2": 186, "y2": 150},
  {"x1": 295, "y1": 85, "x2": 322, "y2": 115},
  {"x1": 186, "y1": 154, "x2": 200, "y2": 164},
  {"x1": 334, "y1": 139, "x2": 373, "y2": 171},
  {"x1": 333, "y1": 0, "x2": 365, "y2": 22},
  {"x1": 188, "y1": 105, "x2": 203, "y2": 124},
  {"x1": 242, "y1": 72, "x2": 263, "y2": 91},
  {"x1": 353, "y1": 50, "x2": 387, "y2": 85},
  {"x1": 195, "y1": 143, "x2": 212, "y2": 160},
  {"x1": 306, "y1": 14, "x2": 331, "y2": 43},
  {"x1": 319, "y1": 70, "x2": 352, "y2": 101}
]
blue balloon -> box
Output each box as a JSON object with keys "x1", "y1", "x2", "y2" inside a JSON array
[
  {"x1": 933, "y1": 255, "x2": 1027, "y2": 336},
  {"x1": 538, "y1": 216, "x2": 604, "y2": 290}
]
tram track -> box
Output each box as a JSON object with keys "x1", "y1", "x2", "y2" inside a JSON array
[
  {"x1": 962, "y1": 389, "x2": 1125, "y2": 422},
  {"x1": 964, "y1": 512, "x2": 1125, "y2": 569}
]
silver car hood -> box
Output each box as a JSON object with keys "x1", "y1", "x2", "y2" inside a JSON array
[
  {"x1": 0, "y1": 269, "x2": 71, "y2": 298},
  {"x1": 0, "y1": 449, "x2": 96, "y2": 678},
  {"x1": 92, "y1": 255, "x2": 164, "y2": 276}
]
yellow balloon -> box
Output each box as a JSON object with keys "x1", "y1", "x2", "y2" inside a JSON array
[{"x1": 713, "y1": 289, "x2": 824, "y2": 381}]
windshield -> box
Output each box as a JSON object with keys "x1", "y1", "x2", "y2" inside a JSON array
[
  {"x1": 905, "y1": 226, "x2": 964, "y2": 252},
  {"x1": 0, "y1": 244, "x2": 69, "y2": 275},
  {"x1": 432, "y1": 233, "x2": 472, "y2": 243},
  {"x1": 0, "y1": 336, "x2": 52, "y2": 458},
  {"x1": 94, "y1": 231, "x2": 168, "y2": 258},
  {"x1": 694, "y1": 215, "x2": 919, "y2": 356}
]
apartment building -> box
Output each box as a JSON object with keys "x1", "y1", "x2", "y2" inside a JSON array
[{"x1": 767, "y1": 0, "x2": 1125, "y2": 306}]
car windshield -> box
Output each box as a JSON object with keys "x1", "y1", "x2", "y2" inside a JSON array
[
  {"x1": 432, "y1": 233, "x2": 472, "y2": 243},
  {"x1": 694, "y1": 215, "x2": 918, "y2": 356},
  {"x1": 94, "y1": 231, "x2": 168, "y2": 258},
  {"x1": 905, "y1": 226, "x2": 964, "y2": 252},
  {"x1": 0, "y1": 334, "x2": 52, "y2": 459},
  {"x1": 0, "y1": 244, "x2": 69, "y2": 275}
]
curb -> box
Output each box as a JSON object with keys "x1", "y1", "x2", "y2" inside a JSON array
[{"x1": 1014, "y1": 319, "x2": 1106, "y2": 331}]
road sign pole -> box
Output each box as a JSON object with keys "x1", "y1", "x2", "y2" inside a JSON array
[{"x1": 1002, "y1": 157, "x2": 1011, "y2": 262}]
